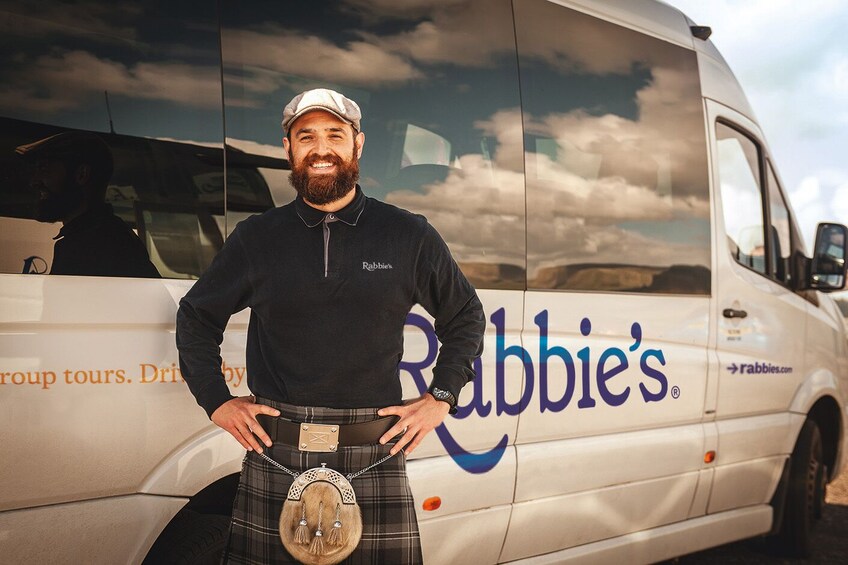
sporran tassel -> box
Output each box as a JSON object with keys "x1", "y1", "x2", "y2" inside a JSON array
[
  {"x1": 309, "y1": 501, "x2": 326, "y2": 555},
  {"x1": 294, "y1": 501, "x2": 310, "y2": 544},
  {"x1": 327, "y1": 503, "x2": 344, "y2": 546}
]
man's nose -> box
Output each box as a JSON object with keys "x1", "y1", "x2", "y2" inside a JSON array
[{"x1": 313, "y1": 136, "x2": 332, "y2": 155}]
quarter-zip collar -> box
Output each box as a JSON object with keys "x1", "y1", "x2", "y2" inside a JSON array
[{"x1": 295, "y1": 185, "x2": 366, "y2": 228}]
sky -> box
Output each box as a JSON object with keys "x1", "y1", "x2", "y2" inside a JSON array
[{"x1": 665, "y1": 0, "x2": 848, "y2": 253}]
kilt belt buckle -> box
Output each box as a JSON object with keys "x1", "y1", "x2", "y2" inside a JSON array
[{"x1": 298, "y1": 423, "x2": 340, "y2": 452}]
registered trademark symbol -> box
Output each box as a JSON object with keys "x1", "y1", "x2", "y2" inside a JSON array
[{"x1": 671, "y1": 386, "x2": 681, "y2": 399}]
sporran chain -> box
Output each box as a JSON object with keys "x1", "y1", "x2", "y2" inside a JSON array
[{"x1": 258, "y1": 449, "x2": 396, "y2": 481}]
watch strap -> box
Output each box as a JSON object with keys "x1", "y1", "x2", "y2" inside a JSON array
[{"x1": 428, "y1": 385, "x2": 457, "y2": 414}]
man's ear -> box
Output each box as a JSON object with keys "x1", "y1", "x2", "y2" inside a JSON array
[
  {"x1": 74, "y1": 163, "x2": 91, "y2": 186},
  {"x1": 354, "y1": 131, "x2": 365, "y2": 159},
  {"x1": 282, "y1": 136, "x2": 290, "y2": 156}
]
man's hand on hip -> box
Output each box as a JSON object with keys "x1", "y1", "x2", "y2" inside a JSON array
[
  {"x1": 211, "y1": 396, "x2": 281, "y2": 454},
  {"x1": 377, "y1": 393, "x2": 450, "y2": 456}
]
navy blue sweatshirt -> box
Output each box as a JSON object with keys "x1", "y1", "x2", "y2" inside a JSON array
[{"x1": 176, "y1": 187, "x2": 485, "y2": 417}]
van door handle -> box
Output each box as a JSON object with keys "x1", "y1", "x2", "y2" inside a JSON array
[{"x1": 722, "y1": 308, "x2": 748, "y2": 319}]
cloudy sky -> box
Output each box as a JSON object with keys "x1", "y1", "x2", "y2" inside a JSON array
[{"x1": 665, "y1": 0, "x2": 848, "y2": 252}]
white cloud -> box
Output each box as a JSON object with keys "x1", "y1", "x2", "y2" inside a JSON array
[
  {"x1": 360, "y1": 0, "x2": 514, "y2": 68},
  {"x1": 790, "y1": 176, "x2": 822, "y2": 210},
  {"x1": 832, "y1": 184, "x2": 848, "y2": 223},
  {"x1": 341, "y1": 0, "x2": 468, "y2": 20},
  {"x1": 0, "y1": 50, "x2": 222, "y2": 114},
  {"x1": 221, "y1": 27, "x2": 422, "y2": 88}
]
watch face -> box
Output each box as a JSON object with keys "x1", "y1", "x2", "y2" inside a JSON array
[
  {"x1": 430, "y1": 386, "x2": 456, "y2": 407},
  {"x1": 431, "y1": 387, "x2": 452, "y2": 401}
]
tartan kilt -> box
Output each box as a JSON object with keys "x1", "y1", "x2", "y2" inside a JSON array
[{"x1": 222, "y1": 398, "x2": 423, "y2": 564}]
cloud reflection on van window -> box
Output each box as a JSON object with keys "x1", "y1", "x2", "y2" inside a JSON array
[
  {"x1": 220, "y1": 0, "x2": 527, "y2": 290},
  {"x1": 0, "y1": 1, "x2": 228, "y2": 279},
  {"x1": 217, "y1": 0, "x2": 711, "y2": 293},
  {"x1": 0, "y1": 0, "x2": 713, "y2": 291},
  {"x1": 516, "y1": 0, "x2": 711, "y2": 294}
]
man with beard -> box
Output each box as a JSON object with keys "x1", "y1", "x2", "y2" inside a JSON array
[
  {"x1": 16, "y1": 131, "x2": 159, "y2": 278},
  {"x1": 176, "y1": 88, "x2": 485, "y2": 563}
]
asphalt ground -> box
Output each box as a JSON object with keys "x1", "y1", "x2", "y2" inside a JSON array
[{"x1": 675, "y1": 470, "x2": 848, "y2": 563}]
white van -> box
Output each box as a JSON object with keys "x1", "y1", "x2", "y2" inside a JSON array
[{"x1": 1, "y1": 0, "x2": 847, "y2": 563}]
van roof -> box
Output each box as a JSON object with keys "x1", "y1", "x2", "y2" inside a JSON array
[
  {"x1": 564, "y1": 0, "x2": 697, "y2": 49},
  {"x1": 567, "y1": 0, "x2": 756, "y2": 122}
]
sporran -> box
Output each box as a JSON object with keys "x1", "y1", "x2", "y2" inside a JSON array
[{"x1": 260, "y1": 453, "x2": 394, "y2": 564}]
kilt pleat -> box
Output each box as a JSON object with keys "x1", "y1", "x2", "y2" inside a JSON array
[{"x1": 222, "y1": 399, "x2": 423, "y2": 564}]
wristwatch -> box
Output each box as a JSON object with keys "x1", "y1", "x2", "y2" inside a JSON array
[{"x1": 428, "y1": 386, "x2": 457, "y2": 414}]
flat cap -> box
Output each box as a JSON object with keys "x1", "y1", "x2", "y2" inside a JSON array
[{"x1": 282, "y1": 88, "x2": 361, "y2": 134}]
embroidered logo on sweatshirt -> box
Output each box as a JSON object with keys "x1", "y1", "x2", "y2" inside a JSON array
[{"x1": 362, "y1": 261, "x2": 393, "y2": 271}]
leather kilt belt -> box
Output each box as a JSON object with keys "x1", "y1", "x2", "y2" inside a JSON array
[{"x1": 257, "y1": 414, "x2": 399, "y2": 453}]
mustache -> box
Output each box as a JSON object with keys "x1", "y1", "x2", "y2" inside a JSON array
[{"x1": 303, "y1": 153, "x2": 343, "y2": 167}]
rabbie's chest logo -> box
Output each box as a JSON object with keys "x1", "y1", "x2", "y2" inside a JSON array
[
  {"x1": 402, "y1": 308, "x2": 671, "y2": 474},
  {"x1": 362, "y1": 261, "x2": 392, "y2": 271}
]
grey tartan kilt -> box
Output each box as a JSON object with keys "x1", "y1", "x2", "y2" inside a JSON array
[{"x1": 222, "y1": 398, "x2": 423, "y2": 564}]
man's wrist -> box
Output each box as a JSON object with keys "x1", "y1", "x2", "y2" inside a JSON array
[{"x1": 427, "y1": 385, "x2": 457, "y2": 415}]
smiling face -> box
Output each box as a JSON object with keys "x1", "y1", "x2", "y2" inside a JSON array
[{"x1": 283, "y1": 110, "x2": 365, "y2": 206}]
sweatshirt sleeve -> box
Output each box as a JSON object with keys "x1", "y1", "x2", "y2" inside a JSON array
[
  {"x1": 412, "y1": 222, "x2": 486, "y2": 402},
  {"x1": 176, "y1": 226, "x2": 253, "y2": 418}
]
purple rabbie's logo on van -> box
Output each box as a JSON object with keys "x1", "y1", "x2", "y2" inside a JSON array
[{"x1": 402, "y1": 308, "x2": 671, "y2": 474}]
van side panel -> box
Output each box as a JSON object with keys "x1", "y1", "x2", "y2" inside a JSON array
[
  {"x1": 514, "y1": 424, "x2": 704, "y2": 502},
  {"x1": 0, "y1": 494, "x2": 185, "y2": 565},
  {"x1": 508, "y1": 506, "x2": 772, "y2": 564},
  {"x1": 408, "y1": 449, "x2": 517, "y2": 565},
  {"x1": 138, "y1": 427, "x2": 245, "y2": 496},
  {"x1": 0, "y1": 276, "x2": 239, "y2": 512},
  {"x1": 501, "y1": 473, "x2": 700, "y2": 562}
]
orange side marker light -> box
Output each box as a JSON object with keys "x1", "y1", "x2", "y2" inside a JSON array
[
  {"x1": 704, "y1": 451, "x2": 716, "y2": 464},
  {"x1": 423, "y1": 496, "x2": 442, "y2": 511}
]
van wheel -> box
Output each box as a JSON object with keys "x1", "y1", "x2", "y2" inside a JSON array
[
  {"x1": 143, "y1": 510, "x2": 230, "y2": 565},
  {"x1": 813, "y1": 463, "x2": 827, "y2": 520},
  {"x1": 773, "y1": 419, "x2": 823, "y2": 557}
]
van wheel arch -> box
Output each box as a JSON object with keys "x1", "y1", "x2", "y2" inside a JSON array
[
  {"x1": 769, "y1": 418, "x2": 824, "y2": 557},
  {"x1": 806, "y1": 396, "x2": 841, "y2": 481},
  {"x1": 143, "y1": 473, "x2": 239, "y2": 564}
]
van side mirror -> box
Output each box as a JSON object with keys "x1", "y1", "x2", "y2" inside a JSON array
[{"x1": 810, "y1": 222, "x2": 847, "y2": 291}]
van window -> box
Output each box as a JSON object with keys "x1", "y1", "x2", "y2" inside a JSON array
[
  {"x1": 219, "y1": 0, "x2": 526, "y2": 290},
  {"x1": 715, "y1": 123, "x2": 767, "y2": 276},
  {"x1": 0, "y1": 2, "x2": 226, "y2": 279},
  {"x1": 516, "y1": 0, "x2": 711, "y2": 294},
  {"x1": 767, "y1": 161, "x2": 793, "y2": 286}
]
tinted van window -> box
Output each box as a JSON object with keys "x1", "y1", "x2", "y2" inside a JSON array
[
  {"x1": 220, "y1": 0, "x2": 526, "y2": 289},
  {"x1": 0, "y1": 1, "x2": 225, "y2": 279},
  {"x1": 716, "y1": 122, "x2": 767, "y2": 276},
  {"x1": 767, "y1": 161, "x2": 792, "y2": 286},
  {"x1": 516, "y1": 0, "x2": 711, "y2": 294}
]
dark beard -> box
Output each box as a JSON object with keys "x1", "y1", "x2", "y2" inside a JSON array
[
  {"x1": 289, "y1": 148, "x2": 359, "y2": 205},
  {"x1": 35, "y1": 178, "x2": 85, "y2": 223}
]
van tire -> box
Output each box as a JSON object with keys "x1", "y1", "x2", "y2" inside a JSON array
[
  {"x1": 772, "y1": 419, "x2": 823, "y2": 557},
  {"x1": 144, "y1": 510, "x2": 230, "y2": 565}
]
